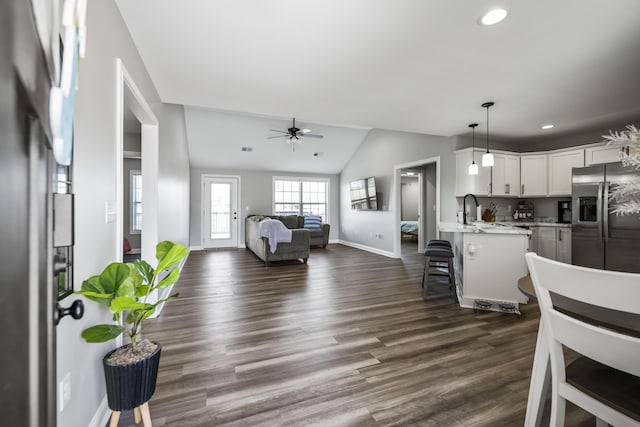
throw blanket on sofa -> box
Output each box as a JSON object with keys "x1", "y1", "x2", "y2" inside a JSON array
[{"x1": 258, "y1": 218, "x2": 292, "y2": 253}]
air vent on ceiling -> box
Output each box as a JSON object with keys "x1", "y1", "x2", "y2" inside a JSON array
[{"x1": 241, "y1": 147, "x2": 253, "y2": 152}]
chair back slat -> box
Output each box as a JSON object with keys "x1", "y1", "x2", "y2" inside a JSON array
[
  {"x1": 525, "y1": 253, "x2": 640, "y2": 314},
  {"x1": 547, "y1": 310, "x2": 640, "y2": 377}
]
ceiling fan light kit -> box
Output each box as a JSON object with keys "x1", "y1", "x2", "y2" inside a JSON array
[
  {"x1": 268, "y1": 118, "x2": 323, "y2": 151},
  {"x1": 481, "y1": 101, "x2": 495, "y2": 167}
]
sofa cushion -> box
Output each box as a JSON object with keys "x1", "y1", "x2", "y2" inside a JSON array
[
  {"x1": 304, "y1": 215, "x2": 322, "y2": 230},
  {"x1": 277, "y1": 215, "x2": 301, "y2": 229}
]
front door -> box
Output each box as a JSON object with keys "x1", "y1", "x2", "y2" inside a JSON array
[{"x1": 203, "y1": 176, "x2": 239, "y2": 248}]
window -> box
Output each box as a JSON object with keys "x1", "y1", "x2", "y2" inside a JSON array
[
  {"x1": 273, "y1": 177, "x2": 329, "y2": 222},
  {"x1": 130, "y1": 170, "x2": 142, "y2": 233}
]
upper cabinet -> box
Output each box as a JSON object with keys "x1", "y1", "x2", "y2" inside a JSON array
[
  {"x1": 520, "y1": 154, "x2": 548, "y2": 196},
  {"x1": 585, "y1": 145, "x2": 623, "y2": 165},
  {"x1": 455, "y1": 148, "x2": 491, "y2": 197},
  {"x1": 548, "y1": 149, "x2": 584, "y2": 196},
  {"x1": 492, "y1": 154, "x2": 520, "y2": 196}
]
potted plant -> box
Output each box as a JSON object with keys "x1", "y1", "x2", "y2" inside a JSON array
[{"x1": 77, "y1": 240, "x2": 188, "y2": 423}]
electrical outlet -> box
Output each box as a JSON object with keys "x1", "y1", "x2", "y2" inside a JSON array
[{"x1": 59, "y1": 372, "x2": 71, "y2": 412}]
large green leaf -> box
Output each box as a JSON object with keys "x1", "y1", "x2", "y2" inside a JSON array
[
  {"x1": 156, "y1": 244, "x2": 188, "y2": 273},
  {"x1": 156, "y1": 241, "x2": 174, "y2": 262},
  {"x1": 78, "y1": 276, "x2": 112, "y2": 306},
  {"x1": 81, "y1": 324, "x2": 124, "y2": 343},
  {"x1": 135, "y1": 285, "x2": 150, "y2": 298},
  {"x1": 110, "y1": 296, "x2": 148, "y2": 313},
  {"x1": 80, "y1": 275, "x2": 104, "y2": 293},
  {"x1": 156, "y1": 268, "x2": 180, "y2": 288},
  {"x1": 99, "y1": 263, "x2": 132, "y2": 294},
  {"x1": 116, "y1": 280, "x2": 135, "y2": 298},
  {"x1": 134, "y1": 259, "x2": 154, "y2": 285}
]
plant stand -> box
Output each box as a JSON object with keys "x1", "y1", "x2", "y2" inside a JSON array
[
  {"x1": 103, "y1": 343, "x2": 161, "y2": 427},
  {"x1": 109, "y1": 402, "x2": 152, "y2": 427}
]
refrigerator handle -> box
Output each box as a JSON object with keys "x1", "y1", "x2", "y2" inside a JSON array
[
  {"x1": 597, "y1": 182, "x2": 603, "y2": 242},
  {"x1": 603, "y1": 181, "x2": 610, "y2": 242}
]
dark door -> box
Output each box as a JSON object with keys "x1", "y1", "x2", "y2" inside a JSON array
[
  {"x1": 605, "y1": 163, "x2": 640, "y2": 273},
  {"x1": 572, "y1": 165, "x2": 605, "y2": 269},
  {"x1": 1, "y1": 1, "x2": 56, "y2": 426}
]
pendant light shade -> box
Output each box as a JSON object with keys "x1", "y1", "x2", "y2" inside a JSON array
[
  {"x1": 481, "y1": 101, "x2": 495, "y2": 167},
  {"x1": 468, "y1": 123, "x2": 479, "y2": 175}
]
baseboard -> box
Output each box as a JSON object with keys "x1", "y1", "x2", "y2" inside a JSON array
[
  {"x1": 87, "y1": 395, "x2": 110, "y2": 427},
  {"x1": 189, "y1": 245, "x2": 203, "y2": 251},
  {"x1": 337, "y1": 240, "x2": 398, "y2": 259},
  {"x1": 328, "y1": 239, "x2": 340, "y2": 244},
  {"x1": 238, "y1": 243, "x2": 246, "y2": 249}
]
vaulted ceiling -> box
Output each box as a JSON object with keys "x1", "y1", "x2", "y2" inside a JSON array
[{"x1": 115, "y1": 0, "x2": 640, "y2": 165}]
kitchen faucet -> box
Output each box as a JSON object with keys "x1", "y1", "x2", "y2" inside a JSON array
[{"x1": 463, "y1": 194, "x2": 479, "y2": 225}]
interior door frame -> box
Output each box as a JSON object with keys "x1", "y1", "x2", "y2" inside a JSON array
[
  {"x1": 201, "y1": 174, "x2": 242, "y2": 248},
  {"x1": 115, "y1": 59, "x2": 159, "y2": 265},
  {"x1": 393, "y1": 157, "x2": 441, "y2": 258}
]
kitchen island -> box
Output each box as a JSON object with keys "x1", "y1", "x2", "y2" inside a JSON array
[{"x1": 439, "y1": 222, "x2": 531, "y2": 313}]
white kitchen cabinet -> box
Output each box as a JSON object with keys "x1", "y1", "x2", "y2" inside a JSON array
[
  {"x1": 548, "y1": 149, "x2": 584, "y2": 195},
  {"x1": 455, "y1": 149, "x2": 491, "y2": 197},
  {"x1": 537, "y1": 226, "x2": 557, "y2": 259},
  {"x1": 585, "y1": 145, "x2": 623, "y2": 165},
  {"x1": 531, "y1": 226, "x2": 572, "y2": 264},
  {"x1": 556, "y1": 228, "x2": 571, "y2": 264},
  {"x1": 492, "y1": 154, "x2": 520, "y2": 196},
  {"x1": 520, "y1": 155, "x2": 548, "y2": 196}
]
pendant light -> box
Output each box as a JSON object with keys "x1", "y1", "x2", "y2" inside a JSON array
[
  {"x1": 468, "y1": 123, "x2": 479, "y2": 175},
  {"x1": 481, "y1": 101, "x2": 495, "y2": 167}
]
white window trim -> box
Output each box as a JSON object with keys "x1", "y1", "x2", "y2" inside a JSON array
[
  {"x1": 272, "y1": 176, "x2": 330, "y2": 224},
  {"x1": 130, "y1": 170, "x2": 142, "y2": 234}
]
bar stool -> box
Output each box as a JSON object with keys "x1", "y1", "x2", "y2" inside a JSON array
[{"x1": 422, "y1": 240, "x2": 456, "y2": 301}]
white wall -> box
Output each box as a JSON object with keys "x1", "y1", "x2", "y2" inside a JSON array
[
  {"x1": 340, "y1": 129, "x2": 457, "y2": 253},
  {"x1": 152, "y1": 103, "x2": 191, "y2": 246},
  {"x1": 58, "y1": 2, "x2": 190, "y2": 426},
  {"x1": 189, "y1": 168, "x2": 340, "y2": 247}
]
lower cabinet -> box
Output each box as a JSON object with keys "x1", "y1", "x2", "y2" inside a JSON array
[{"x1": 529, "y1": 226, "x2": 571, "y2": 264}]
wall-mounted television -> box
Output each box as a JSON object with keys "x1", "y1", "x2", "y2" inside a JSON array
[{"x1": 350, "y1": 177, "x2": 378, "y2": 210}]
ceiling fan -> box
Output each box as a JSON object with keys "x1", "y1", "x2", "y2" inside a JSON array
[{"x1": 268, "y1": 118, "x2": 323, "y2": 151}]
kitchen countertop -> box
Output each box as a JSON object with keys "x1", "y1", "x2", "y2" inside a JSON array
[
  {"x1": 439, "y1": 222, "x2": 531, "y2": 235},
  {"x1": 499, "y1": 221, "x2": 572, "y2": 228}
]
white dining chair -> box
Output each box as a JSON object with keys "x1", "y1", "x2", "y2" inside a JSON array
[{"x1": 525, "y1": 253, "x2": 640, "y2": 427}]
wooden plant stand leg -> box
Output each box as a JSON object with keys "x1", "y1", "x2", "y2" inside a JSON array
[
  {"x1": 109, "y1": 411, "x2": 121, "y2": 427},
  {"x1": 134, "y1": 406, "x2": 142, "y2": 424},
  {"x1": 140, "y1": 402, "x2": 153, "y2": 427}
]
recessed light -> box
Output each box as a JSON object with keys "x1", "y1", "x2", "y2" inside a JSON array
[
  {"x1": 480, "y1": 8, "x2": 508, "y2": 26},
  {"x1": 541, "y1": 124, "x2": 554, "y2": 130}
]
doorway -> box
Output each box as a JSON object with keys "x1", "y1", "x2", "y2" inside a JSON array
[
  {"x1": 115, "y1": 59, "x2": 158, "y2": 265},
  {"x1": 122, "y1": 105, "x2": 142, "y2": 262},
  {"x1": 400, "y1": 171, "x2": 422, "y2": 255},
  {"x1": 202, "y1": 175, "x2": 241, "y2": 248},
  {"x1": 393, "y1": 157, "x2": 440, "y2": 258}
]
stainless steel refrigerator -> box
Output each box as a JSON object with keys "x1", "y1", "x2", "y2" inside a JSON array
[{"x1": 572, "y1": 163, "x2": 640, "y2": 273}]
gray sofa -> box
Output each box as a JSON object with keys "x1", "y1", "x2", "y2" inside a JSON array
[
  {"x1": 245, "y1": 215, "x2": 310, "y2": 266},
  {"x1": 272, "y1": 215, "x2": 330, "y2": 248}
]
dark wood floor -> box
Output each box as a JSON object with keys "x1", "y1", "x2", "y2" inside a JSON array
[{"x1": 117, "y1": 241, "x2": 594, "y2": 426}]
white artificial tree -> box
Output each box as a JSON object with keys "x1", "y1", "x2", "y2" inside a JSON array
[{"x1": 603, "y1": 125, "x2": 640, "y2": 215}]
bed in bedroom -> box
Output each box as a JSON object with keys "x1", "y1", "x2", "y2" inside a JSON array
[{"x1": 400, "y1": 220, "x2": 419, "y2": 239}]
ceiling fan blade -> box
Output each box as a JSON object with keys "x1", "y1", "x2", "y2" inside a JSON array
[
  {"x1": 269, "y1": 129, "x2": 288, "y2": 134},
  {"x1": 267, "y1": 135, "x2": 286, "y2": 139},
  {"x1": 304, "y1": 134, "x2": 323, "y2": 139}
]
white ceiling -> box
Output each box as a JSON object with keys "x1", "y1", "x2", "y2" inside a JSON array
[
  {"x1": 115, "y1": 0, "x2": 640, "y2": 156},
  {"x1": 185, "y1": 108, "x2": 370, "y2": 174}
]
